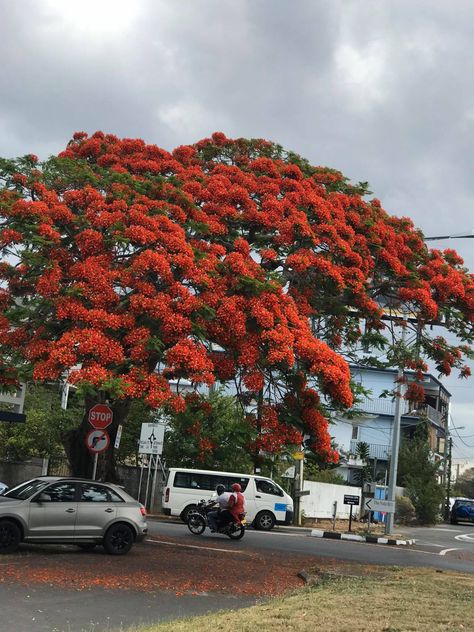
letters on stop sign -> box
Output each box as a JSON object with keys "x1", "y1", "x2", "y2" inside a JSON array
[{"x1": 88, "y1": 404, "x2": 113, "y2": 430}]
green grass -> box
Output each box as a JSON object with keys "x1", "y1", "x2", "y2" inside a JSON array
[{"x1": 125, "y1": 567, "x2": 474, "y2": 632}]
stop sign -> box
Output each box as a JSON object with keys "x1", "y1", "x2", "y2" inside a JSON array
[{"x1": 88, "y1": 404, "x2": 113, "y2": 430}]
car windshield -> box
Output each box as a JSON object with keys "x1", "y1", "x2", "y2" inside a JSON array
[{"x1": 3, "y1": 479, "x2": 50, "y2": 500}]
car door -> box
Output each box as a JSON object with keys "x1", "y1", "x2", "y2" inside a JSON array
[
  {"x1": 27, "y1": 481, "x2": 78, "y2": 540},
  {"x1": 254, "y1": 478, "x2": 287, "y2": 522},
  {"x1": 74, "y1": 483, "x2": 119, "y2": 539}
]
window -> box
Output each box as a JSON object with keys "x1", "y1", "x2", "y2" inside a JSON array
[
  {"x1": 4, "y1": 479, "x2": 49, "y2": 500},
  {"x1": 173, "y1": 472, "x2": 249, "y2": 492},
  {"x1": 80, "y1": 484, "x2": 123, "y2": 503},
  {"x1": 39, "y1": 482, "x2": 76, "y2": 502},
  {"x1": 256, "y1": 479, "x2": 283, "y2": 497},
  {"x1": 352, "y1": 425, "x2": 359, "y2": 440}
]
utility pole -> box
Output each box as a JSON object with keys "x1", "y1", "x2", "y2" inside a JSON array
[
  {"x1": 385, "y1": 325, "x2": 407, "y2": 535},
  {"x1": 444, "y1": 437, "x2": 453, "y2": 521}
]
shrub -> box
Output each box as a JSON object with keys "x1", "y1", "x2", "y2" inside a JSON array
[{"x1": 395, "y1": 495, "x2": 416, "y2": 525}]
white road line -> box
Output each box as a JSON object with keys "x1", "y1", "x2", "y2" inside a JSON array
[
  {"x1": 146, "y1": 538, "x2": 246, "y2": 554},
  {"x1": 455, "y1": 532, "x2": 474, "y2": 542},
  {"x1": 430, "y1": 528, "x2": 464, "y2": 532},
  {"x1": 439, "y1": 548, "x2": 460, "y2": 556}
]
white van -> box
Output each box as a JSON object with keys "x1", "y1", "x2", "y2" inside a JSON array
[{"x1": 162, "y1": 468, "x2": 293, "y2": 531}]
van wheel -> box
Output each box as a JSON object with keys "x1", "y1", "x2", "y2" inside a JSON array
[
  {"x1": 181, "y1": 505, "x2": 198, "y2": 523},
  {"x1": 254, "y1": 511, "x2": 275, "y2": 531},
  {"x1": 0, "y1": 520, "x2": 21, "y2": 553}
]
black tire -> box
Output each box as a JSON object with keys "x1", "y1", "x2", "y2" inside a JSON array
[
  {"x1": 0, "y1": 520, "x2": 21, "y2": 554},
  {"x1": 450, "y1": 517, "x2": 458, "y2": 525},
  {"x1": 187, "y1": 513, "x2": 206, "y2": 535},
  {"x1": 180, "y1": 505, "x2": 198, "y2": 523},
  {"x1": 254, "y1": 511, "x2": 276, "y2": 531},
  {"x1": 227, "y1": 524, "x2": 245, "y2": 540},
  {"x1": 77, "y1": 543, "x2": 97, "y2": 551},
  {"x1": 103, "y1": 523, "x2": 134, "y2": 555}
]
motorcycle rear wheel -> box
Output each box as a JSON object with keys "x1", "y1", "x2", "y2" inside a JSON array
[
  {"x1": 227, "y1": 524, "x2": 245, "y2": 540},
  {"x1": 187, "y1": 513, "x2": 206, "y2": 535}
]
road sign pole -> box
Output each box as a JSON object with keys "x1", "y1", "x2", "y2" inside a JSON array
[
  {"x1": 92, "y1": 452, "x2": 98, "y2": 481},
  {"x1": 348, "y1": 504, "x2": 353, "y2": 532},
  {"x1": 144, "y1": 455, "x2": 153, "y2": 510}
]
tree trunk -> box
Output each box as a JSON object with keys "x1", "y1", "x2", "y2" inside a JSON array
[
  {"x1": 253, "y1": 388, "x2": 264, "y2": 474},
  {"x1": 61, "y1": 395, "x2": 131, "y2": 482}
]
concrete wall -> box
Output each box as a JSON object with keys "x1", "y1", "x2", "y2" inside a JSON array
[
  {"x1": 300, "y1": 480, "x2": 363, "y2": 519},
  {"x1": 0, "y1": 458, "x2": 48, "y2": 488}
]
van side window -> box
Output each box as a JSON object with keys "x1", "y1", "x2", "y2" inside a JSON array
[
  {"x1": 256, "y1": 479, "x2": 283, "y2": 497},
  {"x1": 173, "y1": 472, "x2": 251, "y2": 492},
  {"x1": 174, "y1": 472, "x2": 214, "y2": 491}
]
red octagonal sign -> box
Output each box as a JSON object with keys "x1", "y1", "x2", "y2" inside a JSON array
[{"x1": 88, "y1": 404, "x2": 113, "y2": 430}]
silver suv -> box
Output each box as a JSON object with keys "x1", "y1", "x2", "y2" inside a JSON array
[{"x1": 0, "y1": 476, "x2": 147, "y2": 555}]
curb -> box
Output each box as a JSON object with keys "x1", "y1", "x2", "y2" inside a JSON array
[{"x1": 310, "y1": 529, "x2": 415, "y2": 546}]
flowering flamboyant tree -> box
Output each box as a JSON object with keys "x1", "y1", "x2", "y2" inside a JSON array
[{"x1": 0, "y1": 132, "x2": 473, "y2": 478}]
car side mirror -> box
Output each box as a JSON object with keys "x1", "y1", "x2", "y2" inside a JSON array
[{"x1": 35, "y1": 493, "x2": 51, "y2": 502}]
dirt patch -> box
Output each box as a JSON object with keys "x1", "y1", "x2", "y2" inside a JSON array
[{"x1": 0, "y1": 538, "x2": 335, "y2": 598}]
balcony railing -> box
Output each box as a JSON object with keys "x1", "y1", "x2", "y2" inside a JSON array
[
  {"x1": 353, "y1": 398, "x2": 446, "y2": 427},
  {"x1": 350, "y1": 440, "x2": 391, "y2": 461},
  {"x1": 352, "y1": 397, "x2": 411, "y2": 417},
  {"x1": 413, "y1": 403, "x2": 445, "y2": 427}
]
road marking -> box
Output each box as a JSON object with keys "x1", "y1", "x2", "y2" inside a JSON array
[
  {"x1": 439, "y1": 548, "x2": 460, "y2": 556},
  {"x1": 431, "y1": 528, "x2": 464, "y2": 532},
  {"x1": 146, "y1": 538, "x2": 246, "y2": 554},
  {"x1": 455, "y1": 532, "x2": 474, "y2": 542}
]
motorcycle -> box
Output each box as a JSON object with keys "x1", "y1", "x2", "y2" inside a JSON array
[{"x1": 187, "y1": 498, "x2": 246, "y2": 540}]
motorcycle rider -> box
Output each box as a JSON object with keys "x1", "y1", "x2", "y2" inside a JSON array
[
  {"x1": 228, "y1": 482, "x2": 246, "y2": 523},
  {"x1": 207, "y1": 484, "x2": 231, "y2": 532}
]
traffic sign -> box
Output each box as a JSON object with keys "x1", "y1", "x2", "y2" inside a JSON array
[
  {"x1": 344, "y1": 494, "x2": 360, "y2": 506},
  {"x1": 85, "y1": 429, "x2": 110, "y2": 453},
  {"x1": 364, "y1": 498, "x2": 395, "y2": 513},
  {"x1": 138, "y1": 422, "x2": 165, "y2": 455},
  {"x1": 88, "y1": 404, "x2": 113, "y2": 430},
  {"x1": 114, "y1": 424, "x2": 123, "y2": 449}
]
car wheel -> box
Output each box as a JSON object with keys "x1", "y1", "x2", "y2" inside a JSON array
[
  {"x1": 0, "y1": 520, "x2": 21, "y2": 554},
  {"x1": 254, "y1": 511, "x2": 276, "y2": 531},
  {"x1": 450, "y1": 517, "x2": 458, "y2": 525},
  {"x1": 77, "y1": 543, "x2": 97, "y2": 551},
  {"x1": 180, "y1": 504, "x2": 198, "y2": 523},
  {"x1": 103, "y1": 523, "x2": 134, "y2": 555}
]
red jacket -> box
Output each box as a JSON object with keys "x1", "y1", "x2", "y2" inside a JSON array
[{"x1": 229, "y1": 491, "x2": 246, "y2": 521}]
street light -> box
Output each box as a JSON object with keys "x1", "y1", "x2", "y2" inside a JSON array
[{"x1": 385, "y1": 229, "x2": 472, "y2": 534}]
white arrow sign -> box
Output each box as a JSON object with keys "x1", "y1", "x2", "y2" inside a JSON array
[{"x1": 364, "y1": 498, "x2": 395, "y2": 513}]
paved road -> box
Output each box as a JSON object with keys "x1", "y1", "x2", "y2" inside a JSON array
[
  {"x1": 2, "y1": 521, "x2": 472, "y2": 631},
  {"x1": 0, "y1": 581, "x2": 254, "y2": 632},
  {"x1": 148, "y1": 520, "x2": 474, "y2": 574}
]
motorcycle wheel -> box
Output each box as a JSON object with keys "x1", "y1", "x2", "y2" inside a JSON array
[
  {"x1": 227, "y1": 524, "x2": 245, "y2": 540},
  {"x1": 187, "y1": 513, "x2": 206, "y2": 535}
]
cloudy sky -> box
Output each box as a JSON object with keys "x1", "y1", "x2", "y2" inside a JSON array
[{"x1": 1, "y1": 0, "x2": 473, "y2": 463}]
